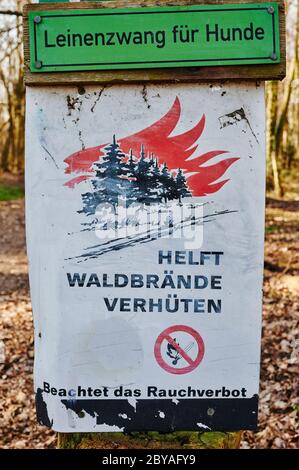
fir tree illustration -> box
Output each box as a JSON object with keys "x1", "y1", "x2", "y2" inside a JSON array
[
  {"x1": 127, "y1": 148, "x2": 135, "y2": 173},
  {"x1": 125, "y1": 148, "x2": 144, "y2": 204},
  {"x1": 176, "y1": 168, "x2": 192, "y2": 202},
  {"x1": 80, "y1": 137, "x2": 192, "y2": 215},
  {"x1": 146, "y1": 155, "x2": 164, "y2": 203},
  {"x1": 134, "y1": 144, "x2": 152, "y2": 203},
  {"x1": 80, "y1": 135, "x2": 129, "y2": 214},
  {"x1": 160, "y1": 163, "x2": 175, "y2": 203}
]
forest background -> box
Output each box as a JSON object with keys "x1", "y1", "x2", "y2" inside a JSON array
[{"x1": 0, "y1": 0, "x2": 298, "y2": 449}]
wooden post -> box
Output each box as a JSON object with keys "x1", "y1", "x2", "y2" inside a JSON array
[
  {"x1": 23, "y1": 0, "x2": 285, "y2": 453},
  {"x1": 57, "y1": 431, "x2": 243, "y2": 449}
]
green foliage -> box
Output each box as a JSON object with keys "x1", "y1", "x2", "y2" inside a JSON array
[
  {"x1": 0, "y1": 184, "x2": 24, "y2": 201},
  {"x1": 265, "y1": 225, "x2": 280, "y2": 234}
]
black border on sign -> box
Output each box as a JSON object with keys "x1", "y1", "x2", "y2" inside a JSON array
[
  {"x1": 58, "y1": 395, "x2": 259, "y2": 432},
  {"x1": 32, "y1": 6, "x2": 278, "y2": 69}
]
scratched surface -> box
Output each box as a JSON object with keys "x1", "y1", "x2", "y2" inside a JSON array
[{"x1": 26, "y1": 83, "x2": 265, "y2": 432}]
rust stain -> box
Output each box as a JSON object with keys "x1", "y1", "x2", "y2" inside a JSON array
[{"x1": 141, "y1": 85, "x2": 151, "y2": 109}]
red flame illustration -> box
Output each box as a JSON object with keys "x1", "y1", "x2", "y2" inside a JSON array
[{"x1": 64, "y1": 97, "x2": 239, "y2": 196}]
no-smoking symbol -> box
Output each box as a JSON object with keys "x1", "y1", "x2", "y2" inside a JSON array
[{"x1": 154, "y1": 325, "x2": 205, "y2": 374}]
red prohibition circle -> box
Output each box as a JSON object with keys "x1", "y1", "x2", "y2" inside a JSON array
[{"x1": 154, "y1": 324, "x2": 205, "y2": 375}]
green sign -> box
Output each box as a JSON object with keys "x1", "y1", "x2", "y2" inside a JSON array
[{"x1": 29, "y1": 3, "x2": 280, "y2": 72}]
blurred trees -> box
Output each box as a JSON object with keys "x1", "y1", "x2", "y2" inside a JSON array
[
  {"x1": 0, "y1": 0, "x2": 298, "y2": 198},
  {"x1": 267, "y1": 0, "x2": 299, "y2": 197},
  {"x1": 0, "y1": 0, "x2": 25, "y2": 173}
]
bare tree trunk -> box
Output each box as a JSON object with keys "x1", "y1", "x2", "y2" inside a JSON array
[
  {"x1": 0, "y1": 0, "x2": 25, "y2": 175},
  {"x1": 267, "y1": 81, "x2": 282, "y2": 197},
  {"x1": 273, "y1": 0, "x2": 299, "y2": 184},
  {"x1": 291, "y1": 0, "x2": 299, "y2": 165},
  {"x1": 275, "y1": 61, "x2": 295, "y2": 157}
]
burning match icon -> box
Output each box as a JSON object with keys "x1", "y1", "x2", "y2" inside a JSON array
[{"x1": 166, "y1": 339, "x2": 195, "y2": 365}]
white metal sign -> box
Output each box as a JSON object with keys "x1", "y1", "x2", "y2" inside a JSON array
[{"x1": 25, "y1": 83, "x2": 265, "y2": 432}]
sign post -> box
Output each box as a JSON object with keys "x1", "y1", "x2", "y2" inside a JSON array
[{"x1": 23, "y1": 0, "x2": 285, "y2": 449}]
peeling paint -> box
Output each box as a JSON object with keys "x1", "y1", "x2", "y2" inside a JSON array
[
  {"x1": 66, "y1": 95, "x2": 82, "y2": 115},
  {"x1": 61, "y1": 396, "x2": 258, "y2": 432},
  {"x1": 91, "y1": 87, "x2": 106, "y2": 113},
  {"x1": 118, "y1": 413, "x2": 131, "y2": 420},
  {"x1": 35, "y1": 388, "x2": 53, "y2": 428},
  {"x1": 218, "y1": 107, "x2": 259, "y2": 143},
  {"x1": 197, "y1": 422, "x2": 211, "y2": 430},
  {"x1": 78, "y1": 130, "x2": 85, "y2": 150},
  {"x1": 141, "y1": 85, "x2": 151, "y2": 109}
]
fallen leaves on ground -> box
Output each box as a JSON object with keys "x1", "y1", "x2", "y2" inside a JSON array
[
  {"x1": 0, "y1": 200, "x2": 56, "y2": 449},
  {"x1": 0, "y1": 198, "x2": 298, "y2": 448},
  {"x1": 241, "y1": 198, "x2": 299, "y2": 448}
]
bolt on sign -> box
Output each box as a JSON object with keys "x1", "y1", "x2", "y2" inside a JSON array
[{"x1": 23, "y1": 1, "x2": 285, "y2": 432}]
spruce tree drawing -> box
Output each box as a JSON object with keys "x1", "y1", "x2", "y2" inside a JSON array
[
  {"x1": 92, "y1": 134, "x2": 130, "y2": 204},
  {"x1": 80, "y1": 135, "x2": 129, "y2": 214},
  {"x1": 176, "y1": 168, "x2": 192, "y2": 202},
  {"x1": 134, "y1": 144, "x2": 151, "y2": 203},
  {"x1": 146, "y1": 155, "x2": 164, "y2": 203},
  {"x1": 80, "y1": 136, "x2": 191, "y2": 215}
]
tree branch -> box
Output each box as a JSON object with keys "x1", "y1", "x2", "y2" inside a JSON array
[
  {"x1": 0, "y1": 10, "x2": 22, "y2": 17},
  {"x1": 0, "y1": 24, "x2": 22, "y2": 35}
]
